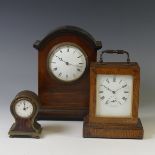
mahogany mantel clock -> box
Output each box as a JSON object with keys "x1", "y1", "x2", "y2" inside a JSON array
[
  {"x1": 33, "y1": 26, "x2": 102, "y2": 120},
  {"x1": 83, "y1": 50, "x2": 144, "y2": 139}
]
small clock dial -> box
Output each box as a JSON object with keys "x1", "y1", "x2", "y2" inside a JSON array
[
  {"x1": 96, "y1": 75, "x2": 133, "y2": 117},
  {"x1": 48, "y1": 43, "x2": 87, "y2": 82},
  {"x1": 15, "y1": 100, "x2": 34, "y2": 118}
]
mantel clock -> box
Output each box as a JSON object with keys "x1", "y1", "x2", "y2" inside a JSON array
[
  {"x1": 9, "y1": 90, "x2": 42, "y2": 138},
  {"x1": 83, "y1": 50, "x2": 144, "y2": 139},
  {"x1": 33, "y1": 26, "x2": 102, "y2": 120}
]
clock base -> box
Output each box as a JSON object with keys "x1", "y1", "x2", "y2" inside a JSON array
[
  {"x1": 8, "y1": 122, "x2": 42, "y2": 139},
  {"x1": 37, "y1": 108, "x2": 88, "y2": 120},
  {"x1": 83, "y1": 116, "x2": 144, "y2": 139}
]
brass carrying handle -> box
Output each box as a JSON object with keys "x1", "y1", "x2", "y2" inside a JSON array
[{"x1": 99, "y1": 50, "x2": 130, "y2": 63}]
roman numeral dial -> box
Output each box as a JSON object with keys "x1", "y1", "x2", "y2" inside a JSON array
[
  {"x1": 97, "y1": 75, "x2": 131, "y2": 107},
  {"x1": 48, "y1": 43, "x2": 87, "y2": 82},
  {"x1": 96, "y1": 74, "x2": 133, "y2": 117}
]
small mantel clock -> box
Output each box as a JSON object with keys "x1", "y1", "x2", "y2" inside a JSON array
[
  {"x1": 9, "y1": 90, "x2": 42, "y2": 138},
  {"x1": 33, "y1": 25, "x2": 102, "y2": 120},
  {"x1": 83, "y1": 50, "x2": 144, "y2": 139}
]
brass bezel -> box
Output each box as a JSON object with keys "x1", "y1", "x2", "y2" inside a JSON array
[
  {"x1": 47, "y1": 42, "x2": 88, "y2": 83},
  {"x1": 11, "y1": 97, "x2": 37, "y2": 120}
]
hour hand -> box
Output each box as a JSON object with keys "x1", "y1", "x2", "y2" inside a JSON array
[{"x1": 102, "y1": 85, "x2": 113, "y2": 93}]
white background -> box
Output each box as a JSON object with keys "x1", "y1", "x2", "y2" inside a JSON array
[{"x1": 0, "y1": 103, "x2": 155, "y2": 155}]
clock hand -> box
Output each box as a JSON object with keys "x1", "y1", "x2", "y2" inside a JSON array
[
  {"x1": 118, "y1": 101, "x2": 122, "y2": 104},
  {"x1": 103, "y1": 85, "x2": 115, "y2": 94},
  {"x1": 23, "y1": 101, "x2": 26, "y2": 110},
  {"x1": 67, "y1": 62, "x2": 83, "y2": 68},
  {"x1": 55, "y1": 56, "x2": 76, "y2": 66},
  {"x1": 115, "y1": 84, "x2": 127, "y2": 93},
  {"x1": 55, "y1": 56, "x2": 83, "y2": 67},
  {"x1": 55, "y1": 55, "x2": 69, "y2": 65},
  {"x1": 115, "y1": 87, "x2": 122, "y2": 92},
  {"x1": 55, "y1": 55, "x2": 65, "y2": 62}
]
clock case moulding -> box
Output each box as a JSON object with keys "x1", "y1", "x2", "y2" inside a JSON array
[
  {"x1": 83, "y1": 50, "x2": 144, "y2": 139},
  {"x1": 33, "y1": 25, "x2": 102, "y2": 120}
]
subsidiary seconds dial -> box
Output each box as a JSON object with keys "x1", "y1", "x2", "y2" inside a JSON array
[{"x1": 48, "y1": 43, "x2": 87, "y2": 82}]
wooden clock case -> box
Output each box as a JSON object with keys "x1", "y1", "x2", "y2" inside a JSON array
[
  {"x1": 83, "y1": 50, "x2": 144, "y2": 139},
  {"x1": 33, "y1": 26, "x2": 102, "y2": 120},
  {"x1": 9, "y1": 90, "x2": 42, "y2": 138}
]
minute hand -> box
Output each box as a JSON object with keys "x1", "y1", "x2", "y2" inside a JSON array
[
  {"x1": 103, "y1": 85, "x2": 113, "y2": 93},
  {"x1": 55, "y1": 55, "x2": 66, "y2": 63},
  {"x1": 68, "y1": 62, "x2": 83, "y2": 68},
  {"x1": 115, "y1": 85, "x2": 127, "y2": 92}
]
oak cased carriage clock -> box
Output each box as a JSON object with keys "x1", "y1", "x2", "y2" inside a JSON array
[
  {"x1": 34, "y1": 26, "x2": 102, "y2": 120},
  {"x1": 83, "y1": 50, "x2": 144, "y2": 139}
]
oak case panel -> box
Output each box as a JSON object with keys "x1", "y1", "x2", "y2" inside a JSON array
[
  {"x1": 83, "y1": 59, "x2": 143, "y2": 139},
  {"x1": 89, "y1": 62, "x2": 140, "y2": 125}
]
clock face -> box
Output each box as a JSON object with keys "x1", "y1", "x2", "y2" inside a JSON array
[
  {"x1": 48, "y1": 43, "x2": 87, "y2": 82},
  {"x1": 96, "y1": 74, "x2": 133, "y2": 117},
  {"x1": 15, "y1": 100, "x2": 34, "y2": 118}
]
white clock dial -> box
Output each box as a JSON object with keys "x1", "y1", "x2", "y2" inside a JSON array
[
  {"x1": 15, "y1": 100, "x2": 34, "y2": 118},
  {"x1": 96, "y1": 75, "x2": 133, "y2": 117},
  {"x1": 48, "y1": 43, "x2": 87, "y2": 82}
]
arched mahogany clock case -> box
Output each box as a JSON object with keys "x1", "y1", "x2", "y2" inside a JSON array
[{"x1": 34, "y1": 26, "x2": 102, "y2": 120}]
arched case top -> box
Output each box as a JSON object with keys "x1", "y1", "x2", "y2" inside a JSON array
[
  {"x1": 33, "y1": 25, "x2": 102, "y2": 50},
  {"x1": 9, "y1": 90, "x2": 42, "y2": 138}
]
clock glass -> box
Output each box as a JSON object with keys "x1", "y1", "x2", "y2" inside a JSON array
[
  {"x1": 48, "y1": 43, "x2": 87, "y2": 82},
  {"x1": 15, "y1": 100, "x2": 34, "y2": 118},
  {"x1": 96, "y1": 74, "x2": 133, "y2": 117}
]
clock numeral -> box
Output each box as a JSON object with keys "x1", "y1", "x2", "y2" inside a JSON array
[
  {"x1": 124, "y1": 91, "x2": 129, "y2": 93},
  {"x1": 77, "y1": 55, "x2": 82, "y2": 58},
  {"x1": 79, "y1": 63, "x2": 83, "y2": 65},
  {"x1": 113, "y1": 76, "x2": 116, "y2": 82},
  {"x1": 53, "y1": 68, "x2": 57, "y2": 71},
  {"x1": 67, "y1": 48, "x2": 69, "y2": 52},
  {"x1": 122, "y1": 97, "x2": 127, "y2": 101},
  {"x1": 66, "y1": 74, "x2": 68, "y2": 79},
  {"x1": 122, "y1": 84, "x2": 127, "y2": 88},
  {"x1": 60, "y1": 50, "x2": 62, "y2": 53},
  {"x1": 99, "y1": 91, "x2": 103, "y2": 94},
  {"x1": 77, "y1": 68, "x2": 81, "y2": 72},
  {"x1": 58, "y1": 72, "x2": 62, "y2": 77},
  {"x1": 111, "y1": 99, "x2": 116, "y2": 103},
  {"x1": 119, "y1": 80, "x2": 122, "y2": 84},
  {"x1": 105, "y1": 100, "x2": 109, "y2": 104},
  {"x1": 106, "y1": 79, "x2": 110, "y2": 83},
  {"x1": 100, "y1": 96, "x2": 105, "y2": 100}
]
